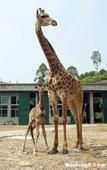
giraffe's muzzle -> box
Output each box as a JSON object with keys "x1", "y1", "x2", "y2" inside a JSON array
[{"x1": 51, "y1": 20, "x2": 57, "y2": 26}]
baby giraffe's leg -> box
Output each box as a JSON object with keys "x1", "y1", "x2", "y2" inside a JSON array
[
  {"x1": 41, "y1": 124, "x2": 49, "y2": 151},
  {"x1": 30, "y1": 126, "x2": 36, "y2": 154},
  {"x1": 23, "y1": 125, "x2": 31, "y2": 152},
  {"x1": 35, "y1": 124, "x2": 40, "y2": 153},
  {"x1": 30, "y1": 127, "x2": 35, "y2": 145}
]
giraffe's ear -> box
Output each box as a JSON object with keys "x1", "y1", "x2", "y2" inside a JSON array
[
  {"x1": 39, "y1": 8, "x2": 42, "y2": 12},
  {"x1": 36, "y1": 9, "x2": 39, "y2": 18},
  {"x1": 39, "y1": 8, "x2": 45, "y2": 13}
]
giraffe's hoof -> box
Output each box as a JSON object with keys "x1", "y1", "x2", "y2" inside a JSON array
[
  {"x1": 46, "y1": 147, "x2": 49, "y2": 151},
  {"x1": 47, "y1": 148, "x2": 58, "y2": 154},
  {"x1": 73, "y1": 144, "x2": 83, "y2": 150},
  {"x1": 73, "y1": 141, "x2": 79, "y2": 149},
  {"x1": 79, "y1": 146, "x2": 84, "y2": 150},
  {"x1": 33, "y1": 151, "x2": 37, "y2": 156},
  {"x1": 62, "y1": 149, "x2": 68, "y2": 154}
]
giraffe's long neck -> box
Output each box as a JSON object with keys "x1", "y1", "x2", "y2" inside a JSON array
[
  {"x1": 39, "y1": 92, "x2": 44, "y2": 111},
  {"x1": 36, "y1": 26, "x2": 65, "y2": 75}
]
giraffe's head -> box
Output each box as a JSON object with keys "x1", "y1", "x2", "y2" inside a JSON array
[
  {"x1": 36, "y1": 8, "x2": 57, "y2": 27},
  {"x1": 38, "y1": 84, "x2": 44, "y2": 93}
]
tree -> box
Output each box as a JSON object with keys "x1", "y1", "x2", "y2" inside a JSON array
[
  {"x1": 34, "y1": 63, "x2": 49, "y2": 84},
  {"x1": 67, "y1": 66, "x2": 78, "y2": 77},
  {"x1": 91, "y1": 51, "x2": 102, "y2": 73},
  {"x1": 99, "y1": 69, "x2": 106, "y2": 74},
  {"x1": 80, "y1": 71, "x2": 96, "y2": 79}
]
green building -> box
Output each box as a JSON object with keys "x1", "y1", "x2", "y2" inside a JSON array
[{"x1": 0, "y1": 82, "x2": 107, "y2": 125}]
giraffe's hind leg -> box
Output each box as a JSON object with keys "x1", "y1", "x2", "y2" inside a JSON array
[
  {"x1": 41, "y1": 124, "x2": 49, "y2": 151},
  {"x1": 34, "y1": 124, "x2": 40, "y2": 154},
  {"x1": 69, "y1": 99, "x2": 83, "y2": 149},
  {"x1": 75, "y1": 96, "x2": 83, "y2": 149},
  {"x1": 30, "y1": 126, "x2": 37, "y2": 154}
]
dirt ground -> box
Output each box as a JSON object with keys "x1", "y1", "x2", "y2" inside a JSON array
[{"x1": 0, "y1": 124, "x2": 107, "y2": 170}]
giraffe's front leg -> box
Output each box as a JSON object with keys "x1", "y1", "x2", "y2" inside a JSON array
[
  {"x1": 48, "y1": 103, "x2": 59, "y2": 154},
  {"x1": 62, "y1": 104, "x2": 68, "y2": 154},
  {"x1": 23, "y1": 125, "x2": 30, "y2": 152}
]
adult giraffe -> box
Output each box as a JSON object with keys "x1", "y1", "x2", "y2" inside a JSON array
[{"x1": 35, "y1": 8, "x2": 83, "y2": 154}]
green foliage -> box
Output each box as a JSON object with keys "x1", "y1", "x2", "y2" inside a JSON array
[
  {"x1": 80, "y1": 71, "x2": 96, "y2": 79},
  {"x1": 34, "y1": 63, "x2": 49, "y2": 84},
  {"x1": 67, "y1": 65, "x2": 79, "y2": 77},
  {"x1": 80, "y1": 69, "x2": 107, "y2": 84},
  {"x1": 91, "y1": 51, "x2": 102, "y2": 72}
]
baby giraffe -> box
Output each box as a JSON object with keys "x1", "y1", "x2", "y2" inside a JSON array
[{"x1": 23, "y1": 85, "x2": 49, "y2": 154}]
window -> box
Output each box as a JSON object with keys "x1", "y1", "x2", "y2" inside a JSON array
[
  {"x1": 11, "y1": 106, "x2": 18, "y2": 117},
  {"x1": 57, "y1": 104, "x2": 62, "y2": 117},
  {"x1": 2, "y1": 106, "x2": 8, "y2": 117},
  {"x1": 11, "y1": 96, "x2": 19, "y2": 117},
  {"x1": 0, "y1": 95, "x2": 19, "y2": 118},
  {"x1": 58, "y1": 108, "x2": 62, "y2": 117},
  {"x1": 0, "y1": 96, "x2": 8, "y2": 117},
  {"x1": 50, "y1": 99, "x2": 63, "y2": 117}
]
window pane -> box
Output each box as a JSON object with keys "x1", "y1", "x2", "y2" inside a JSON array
[
  {"x1": 16, "y1": 110, "x2": 19, "y2": 117},
  {"x1": 11, "y1": 96, "x2": 16, "y2": 104},
  {"x1": 2, "y1": 105, "x2": 8, "y2": 109},
  {"x1": 57, "y1": 105, "x2": 62, "y2": 109},
  {"x1": 11, "y1": 104, "x2": 18, "y2": 117},
  {"x1": 11, "y1": 109, "x2": 18, "y2": 117},
  {"x1": 1, "y1": 96, "x2": 8, "y2": 104},
  {"x1": 11, "y1": 105, "x2": 17, "y2": 109},
  {"x1": 57, "y1": 99, "x2": 62, "y2": 104},
  {"x1": 11, "y1": 110, "x2": 16, "y2": 117},
  {"x1": 58, "y1": 109, "x2": 62, "y2": 117},
  {"x1": 2, "y1": 109, "x2": 7, "y2": 117},
  {"x1": 0, "y1": 105, "x2": 8, "y2": 117}
]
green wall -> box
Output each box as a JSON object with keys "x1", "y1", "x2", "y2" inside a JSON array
[
  {"x1": 18, "y1": 91, "x2": 107, "y2": 125},
  {"x1": 19, "y1": 92, "x2": 30, "y2": 125},
  {"x1": 18, "y1": 91, "x2": 49, "y2": 125},
  {"x1": 103, "y1": 93, "x2": 107, "y2": 123}
]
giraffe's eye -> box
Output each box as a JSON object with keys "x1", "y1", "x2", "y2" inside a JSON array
[
  {"x1": 41, "y1": 15, "x2": 47, "y2": 18},
  {"x1": 41, "y1": 15, "x2": 49, "y2": 18}
]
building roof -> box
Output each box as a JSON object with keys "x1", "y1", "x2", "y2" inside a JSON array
[
  {"x1": 0, "y1": 83, "x2": 107, "y2": 92},
  {"x1": 83, "y1": 83, "x2": 107, "y2": 91},
  {"x1": 0, "y1": 83, "x2": 39, "y2": 92},
  {"x1": 95, "y1": 80, "x2": 107, "y2": 84}
]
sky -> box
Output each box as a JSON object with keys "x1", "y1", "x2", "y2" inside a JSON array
[{"x1": 0, "y1": 0, "x2": 107, "y2": 83}]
